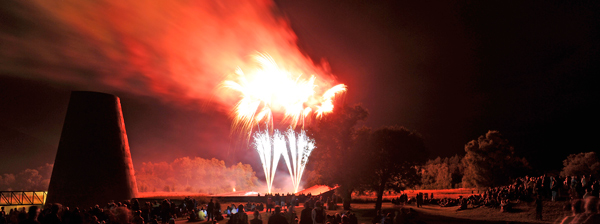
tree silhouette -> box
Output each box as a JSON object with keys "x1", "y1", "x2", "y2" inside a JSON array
[
  {"x1": 308, "y1": 104, "x2": 368, "y2": 209},
  {"x1": 421, "y1": 155, "x2": 464, "y2": 189},
  {"x1": 561, "y1": 152, "x2": 600, "y2": 178},
  {"x1": 363, "y1": 126, "x2": 427, "y2": 211},
  {"x1": 462, "y1": 130, "x2": 529, "y2": 188}
]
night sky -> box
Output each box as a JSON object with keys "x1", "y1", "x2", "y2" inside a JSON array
[{"x1": 1, "y1": 0, "x2": 599, "y2": 180}]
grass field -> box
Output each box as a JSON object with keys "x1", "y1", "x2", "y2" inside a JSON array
[
  {"x1": 173, "y1": 188, "x2": 567, "y2": 224},
  {"x1": 175, "y1": 200, "x2": 565, "y2": 224},
  {"x1": 352, "y1": 188, "x2": 478, "y2": 201}
]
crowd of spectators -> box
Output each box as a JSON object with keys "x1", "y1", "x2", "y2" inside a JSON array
[
  {"x1": 474, "y1": 175, "x2": 598, "y2": 207},
  {"x1": 371, "y1": 208, "x2": 420, "y2": 224},
  {"x1": 5, "y1": 175, "x2": 598, "y2": 224},
  {"x1": 390, "y1": 174, "x2": 600, "y2": 210},
  {"x1": 0, "y1": 193, "x2": 347, "y2": 224},
  {"x1": 0, "y1": 197, "x2": 232, "y2": 224},
  {"x1": 388, "y1": 174, "x2": 600, "y2": 223},
  {"x1": 223, "y1": 194, "x2": 353, "y2": 224},
  {"x1": 0, "y1": 200, "x2": 152, "y2": 224}
]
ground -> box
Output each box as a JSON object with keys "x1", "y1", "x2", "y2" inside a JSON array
[{"x1": 176, "y1": 200, "x2": 566, "y2": 224}]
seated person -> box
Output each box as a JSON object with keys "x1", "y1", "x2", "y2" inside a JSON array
[
  {"x1": 188, "y1": 208, "x2": 199, "y2": 222},
  {"x1": 226, "y1": 206, "x2": 232, "y2": 217},
  {"x1": 231, "y1": 204, "x2": 238, "y2": 215},
  {"x1": 458, "y1": 198, "x2": 468, "y2": 210},
  {"x1": 215, "y1": 211, "x2": 225, "y2": 221},
  {"x1": 257, "y1": 203, "x2": 264, "y2": 212},
  {"x1": 198, "y1": 208, "x2": 206, "y2": 221},
  {"x1": 500, "y1": 199, "x2": 511, "y2": 213}
]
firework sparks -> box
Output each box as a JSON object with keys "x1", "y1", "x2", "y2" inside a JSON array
[
  {"x1": 225, "y1": 52, "x2": 345, "y2": 193},
  {"x1": 280, "y1": 129, "x2": 315, "y2": 193},
  {"x1": 316, "y1": 84, "x2": 347, "y2": 119},
  {"x1": 223, "y1": 53, "x2": 346, "y2": 137},
  {"x1": 253, "y1": 129, "x2": 283, "y2": 193}
]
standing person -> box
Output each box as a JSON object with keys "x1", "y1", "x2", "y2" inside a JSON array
[
  {"x1": 371, "y1": 211, "x2": 382, "y2": 224},
  {"x1": 570, "y1": 176, "x2": 578, "y2": 198},
  {"x1": 583, "y1": 189, "x2": 592, "y2": 199},
  {"x1": 299, "y1": 203, "x2": 312, "y2": 224},
  {"x1": 133, "y1": 210, "x2": 145, "y2": 224},
  {"x1": 275, "y1": 194, "x2": 281, "y2": 208},
  {"x1": 207, "y1": 199, "x2": 215, "y2": 222},
  {"x1": 268, "y1": 206, "x2": 288, "y2": 224},
  {"x1": 287, "y1": 196, "x2": 296, "y2": 224},
  {"x1": 550, "y1": 177, "x2": 558, "y2": 202},
  {"x1": 1, "y1": 207, "x2": 7, "y2": 224},
  {"x1": 44, "y1": 204, "x2": 62, "y2": 224},
  {"x1": 161, "y1": 200, "x2": 171, "y2": 224},
  {"x1": 267, "y1": 196, "x2": 273, "y2": 213},
  {"x1": 311, "y1": 202, "x2": 325, "y2": 224},
  {"x1": 21, "y1": 206, "x2": 40, "y2": 224},
  {"x1": 535, "y1": 195, "x2": 543, "y2": 221},
  {"x1": 250, "y1": 211, "x2": 262, "y2": 224}
]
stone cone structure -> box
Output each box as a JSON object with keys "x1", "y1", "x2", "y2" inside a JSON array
[{"x1": 47, "y1": 91, "x2": 138, "y2": 208}]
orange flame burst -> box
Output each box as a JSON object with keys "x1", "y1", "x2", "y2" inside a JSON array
[{"x1": 223, "y1": 53, "x2": 346, "y2": 137}]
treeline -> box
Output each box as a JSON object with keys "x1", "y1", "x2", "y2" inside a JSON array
[
  {"x1": 419, "y1": 155, "x2": 463, "y2": 189},
  {"x1": 1, "y1": 157, "x2": 260, "y2": 194},
  {"x1": 419, "y1": 132, "x2": 599, "y2": 190},
  {"x1": 0, "y1": 163, "x2": 53, "y2": 191},
  {"x1": 135, "y1": 157, "x2": 259, "y2": 194}
]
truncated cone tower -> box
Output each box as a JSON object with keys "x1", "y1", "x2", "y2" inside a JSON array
[{"x1": 47, "y1": 91, "x2": 138, "y2": 207}]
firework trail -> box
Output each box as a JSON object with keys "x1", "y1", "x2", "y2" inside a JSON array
[
  {"x1": 253, "y1": 129, "x2": 283, "y2": 193},
  {"x1": 280, "y1": 129, "x2": 315, "y2": 193},
  {"x1": 253, "y1": 128, "x2": 314, "y2": 193}
]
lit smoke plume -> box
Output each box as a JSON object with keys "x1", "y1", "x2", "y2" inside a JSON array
[{"x1": 0, "y1": 0, "x2": 337, "y2": 110}]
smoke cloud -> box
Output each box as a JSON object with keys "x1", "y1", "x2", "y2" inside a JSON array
[
  {"x1": 135, "y1": 157, "x2": 259, "y2": 194},
  {"x1": 0, "y1": 163, "x2": 53, "y2": 191},
  {"x1": 0, "y1": 0, "x2": 337, "y2": 111}
]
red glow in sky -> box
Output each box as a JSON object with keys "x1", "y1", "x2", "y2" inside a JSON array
[{"x1": 1, "y1": 0, "x2": 338, "y2": 111}]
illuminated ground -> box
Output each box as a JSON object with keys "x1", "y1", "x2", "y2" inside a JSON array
[
  {"x1": 171, "y1": 187, "x2": 564, "y2": 224},
  {"x1": 173, "y1": 201, "x2": 563, "y2": 224}
]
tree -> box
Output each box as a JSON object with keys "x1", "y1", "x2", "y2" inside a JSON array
[
  {"x1": 420, "y1": 155, "x2": 464, "y2": 189},
  {"x1": 560, "y1": 152, "x2": 600, "y2": 178},
  {"x1": 308, "y1": 104, "x2": 368, "y2": 210},
  {"x1": 135, "y1": 157, "x2": 258, "y2": 194},
  {"x1": 462, "y1": 130, "x2": 529, "y2": 188},
  {"x1": 363, "y1": 126, "x2": 427, "y2": 211},
  {"x1": 0, "y1": 163, "x2": 53, "y2": 191},
  {"x1": 447, "y1": 155, "x2": 464, "y2": 187}
]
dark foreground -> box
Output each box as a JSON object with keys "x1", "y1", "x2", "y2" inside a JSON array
[{"x1": 174, "y1": 201, "x2": 559, "y2": 224}]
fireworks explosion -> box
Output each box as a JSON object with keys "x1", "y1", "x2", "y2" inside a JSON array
[{"x1": 224, "y1": 53, "x2": 345, "y2": 193}]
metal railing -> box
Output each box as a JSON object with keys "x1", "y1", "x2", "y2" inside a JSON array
[{"x1": 0, "y1": 191, "x2": 47, "y2": 206}]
